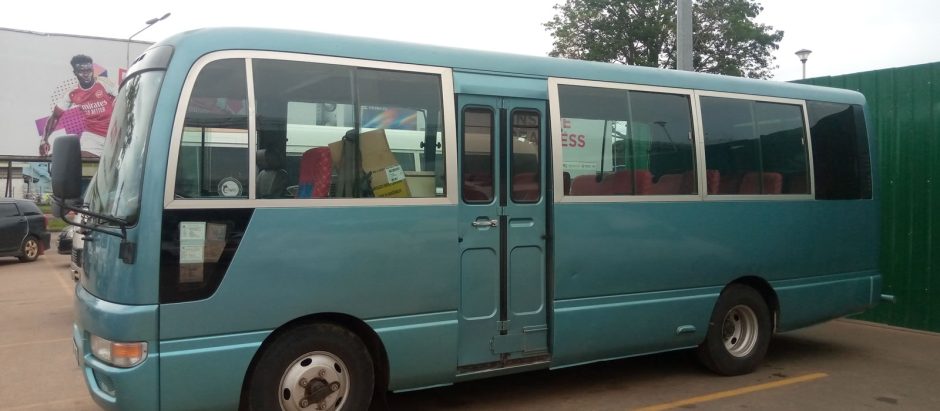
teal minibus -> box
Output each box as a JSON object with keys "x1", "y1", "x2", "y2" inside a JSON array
[{"x1": 51, "y1": 27, "x2": 881, "y2": 411}]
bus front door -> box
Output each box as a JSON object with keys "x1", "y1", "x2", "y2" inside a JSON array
[{"x1": 456, "y1": 95, "x2": 549, "y2": 371}]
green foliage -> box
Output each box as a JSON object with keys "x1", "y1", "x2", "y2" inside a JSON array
[
  {"x1": 544, "y1": 0, "x2": 784, "y2": 79},
  {"x1": 48, "y1": 217, "x2": 67, "y2": 232}
]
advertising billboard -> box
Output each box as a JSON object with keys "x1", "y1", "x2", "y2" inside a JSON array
[{"x1": 0, "y1": 28, "x2": 151, "y2": 159}]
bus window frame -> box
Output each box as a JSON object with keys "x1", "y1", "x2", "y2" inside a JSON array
[
  {"x1": 548, "y1": 77, "x2": 817, "y2": 204},
  {"x1": 548, "y1": 77, "x2": 702, "y2": 204},
  {"x1": 694, "y1": 90, "x2": 816, "y2": 202},
  {"x1": 163, "y1": 50, "x2": 458, "y2": 209}
]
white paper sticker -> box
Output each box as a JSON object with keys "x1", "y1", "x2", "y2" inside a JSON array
[
  {"x1": 180, "y1": 222, "x2": 207, "y2": 242},
  {"x1": 385, "y1": 164, "x2": 405, "y2": 183},
  {"x1": 180, "y1": 244, "x2": 205, "y2": 264}
]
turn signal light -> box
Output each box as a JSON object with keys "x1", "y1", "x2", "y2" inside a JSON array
[{"x1": 90, "y1": 335, "x2": 148, "y2": 368}]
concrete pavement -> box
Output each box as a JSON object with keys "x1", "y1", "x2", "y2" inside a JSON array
[{"x1": 2, "y1": 247, "x2": 938, "y2": 410}]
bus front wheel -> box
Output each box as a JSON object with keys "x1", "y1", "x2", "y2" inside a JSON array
[
  {"x1": 696, "y1": 284, "x2": 771, "y2": 376},
  {"x1": 246, "y1": 323, "x2": 374, "y2": 411}
]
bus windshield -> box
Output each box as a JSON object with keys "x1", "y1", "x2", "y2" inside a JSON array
[{"x1": 87, "y1": 71, "x2": 164, "y2": 224}]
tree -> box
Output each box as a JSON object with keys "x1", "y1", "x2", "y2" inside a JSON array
[{"x1": 544, "y1": 0, "x2": 784, "y2": 79}]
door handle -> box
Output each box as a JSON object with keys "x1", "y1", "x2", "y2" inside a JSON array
[{"x1": 471, "y1": 218, "x2": 498, "y2": 228}]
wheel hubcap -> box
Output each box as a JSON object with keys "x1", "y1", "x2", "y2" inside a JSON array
[
  {"x1": 25, "y1": 240, "x2": 38, "y2": 258},
  {"x1": 722, "y1": 304, "x2": 759, "y2": 357},
  {"x1": 279, "y1": 351, "x2": 349, "y2": 411}
]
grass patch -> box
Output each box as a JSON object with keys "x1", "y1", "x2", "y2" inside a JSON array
[
  {"x1": 39, "y1": 204, "x2": 69, "y2": 232},
  {"x1": 48, "y1": 218, "x2": 68, "y2": 232}
]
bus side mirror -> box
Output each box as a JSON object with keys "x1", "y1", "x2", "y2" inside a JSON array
[{"x1": 51, "y1": 136, "x2": 83, "y2": 202}]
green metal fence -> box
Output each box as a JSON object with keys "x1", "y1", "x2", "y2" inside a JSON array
[{"x1": 798, "y1": 62, "x2": 940, "y2": 332}]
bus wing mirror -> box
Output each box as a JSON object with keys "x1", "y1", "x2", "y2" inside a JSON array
[{"x1": 51, "y1": 136, "x2": 83, "y2": 201}]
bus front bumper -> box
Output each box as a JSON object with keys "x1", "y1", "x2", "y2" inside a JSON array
[{"x1": 73, "y1": 286, "x2": 159, "y2": 411}]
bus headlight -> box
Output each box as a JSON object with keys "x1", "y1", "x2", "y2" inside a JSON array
[{"x1": 90, "y1": 335, "x2": 148, "y2": 368}]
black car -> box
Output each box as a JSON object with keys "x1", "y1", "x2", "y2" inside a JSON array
[{"x1": 0, "y1": 198, "x2": 51, "y2": 262}]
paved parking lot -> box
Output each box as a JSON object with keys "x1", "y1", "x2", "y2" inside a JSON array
[{"x1": 2, "y1": 246, "x2": 939, "y2": 410}]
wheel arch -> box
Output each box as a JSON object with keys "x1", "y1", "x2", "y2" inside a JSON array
[
  {"x1": 726, "y1": 276, "x2": 780, "y2": 333},
  {"x1": 239, "y1": 312, "x2": 390, "y2": 408}
]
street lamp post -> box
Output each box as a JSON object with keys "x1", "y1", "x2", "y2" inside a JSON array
[
  {"x1": 126, "y1": 13, "x2": 171, "y2": 68},
  {"x1": 795, "y1": 49, "x2": 812, "y2": 79}
]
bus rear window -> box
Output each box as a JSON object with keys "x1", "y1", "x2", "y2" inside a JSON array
[{"x1": 807, "y1": 101, "x2": 873, "y2": 200}]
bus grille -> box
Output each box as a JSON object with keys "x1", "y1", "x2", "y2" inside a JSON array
[{"x1": 71, "y1": 248, "x2": 82, "y2": 267}]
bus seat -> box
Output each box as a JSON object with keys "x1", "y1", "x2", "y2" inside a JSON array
[
  {"x1": 720, "y1": 173, "x2": 742, "y2": 194},
  {"x1": 463, "y1": 185, "x2": 490, "y2": 202},
  {"x1": 256, "y1": 148, "x2": 288, "y2": 199},
  {"x1": 684, "y1": 170, "x2": 721, "y2": 195},
  {"x1": 512, "y1": 172, "x2": 539, "y2": 201},
  {"x1": 786, "y1": 173, "x2": 808, "y2": 194},
  {"x1": 563, "y1": 172, "x2": 571, "y2": 195},
  {"x1": 603, "y1": 169, "x2": 653, "y2": 195},
  {"x1": 462, "y1": 172, "x2": 493, "y2": 202},
  {"x1": 740, "y1": 171, "x2": 783, "y2": 194},
  {"x1": 646, "y1": 173, "x2": 684, "y2": 195},
  {"x1": 570, "y1": 174, "x2": 604, "y2": 196},
  {"x1": 297, "y1": 147, "x2": 332, "y2": 198},
  {"x1": 705, "y1": 170, "x2": 720, "y2": 194}
]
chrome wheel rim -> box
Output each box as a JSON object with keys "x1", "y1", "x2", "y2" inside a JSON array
[
  {"x1": 278, "y1": 351, "x2": 349, "y2": 411},
  {"x1": 722, "y1": 304, "x2": 759, "y2": 357},
  {"x1": 24, "y1": 239, "x2": 38, "y2": 259}
]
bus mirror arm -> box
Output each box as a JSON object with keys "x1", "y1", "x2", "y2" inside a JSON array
[{"x1": 53, "y1": 198, "x2": 136, "y2": 264}]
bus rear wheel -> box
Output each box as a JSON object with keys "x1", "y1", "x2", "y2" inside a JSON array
[
  {"x1": 246, "y1": 323, "x2": 374, "y2": 411},
  {"x1": 696, "y1": 284, "x2": 771, "y2": 376}
]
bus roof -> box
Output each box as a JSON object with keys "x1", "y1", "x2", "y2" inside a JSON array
[{"x1": 157, "y1": 27, "x2": 865, "y2": 106}]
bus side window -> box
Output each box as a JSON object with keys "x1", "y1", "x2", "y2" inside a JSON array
[
  {"x1": 701, "y1": 97, "x2": 810, "y2": 195},
  {"x1": 463, "y1": 108, "x2": 494, "y2": 203},
  {"x1": 252, "y1": 59, "x2": 355, "y2": 199},
  {"x1": 557, "y1": 85, "x2": 697, "y2": 196},
  {"x1": 175, "y1": 59, "x2": 250, "y2": 199},
  {"x1": 249, "y1": 59, "x2": 446, "y2": 199}
]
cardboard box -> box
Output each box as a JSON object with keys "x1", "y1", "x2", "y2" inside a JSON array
[{"x1": 329, "y1": 129, "x2": 411, "y2": 198}]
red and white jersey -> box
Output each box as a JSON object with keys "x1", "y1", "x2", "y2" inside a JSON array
[{"x1": 55, "y1": 78, "x2": 117, "y2": 137}]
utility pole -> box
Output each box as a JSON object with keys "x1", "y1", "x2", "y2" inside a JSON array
[{"x1": 677, "y1": 0, "x2": 693, "y2": 71}]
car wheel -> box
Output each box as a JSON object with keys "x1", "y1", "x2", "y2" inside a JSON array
[
  {"x1": 245, "y1": 323, "x2": 374, "y2": 411},
  {"x1": 18, "y1": 236, "x2": 40, "y2": 262},
  {"x1": 696, "y1": 284, "x2": 771, "y2": 376}
]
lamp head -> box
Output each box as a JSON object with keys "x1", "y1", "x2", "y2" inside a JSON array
[
  {"x1": 145, "y1": 13, "x2": 171, "y2": 25},
  {"x1": 795, "y1": 49, "x2": 812, "y2": 62}
]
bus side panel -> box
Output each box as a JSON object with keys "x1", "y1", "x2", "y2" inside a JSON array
[
  {"x1": 551, "y1": 199, "x2": 878, "y2": 367},
  {"x1": 367, "y1": 312, "x2": 458, "y2": 391},
  {"x1": 159, "y1": 331, "x2": 269, "y2": 411},
  {"x1": 158, "y1": 205, "x2": 459, "y2": 398},
  {"x1": 552, "y1": 289, "x2": 719, "y2": 367},
  {"x1": 773, "y1": 271, "x2": 882, "y2": 332}
]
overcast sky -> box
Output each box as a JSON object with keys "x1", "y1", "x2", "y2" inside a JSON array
[{"x1": 1, "y1": 0, "x2": 937, "y2": 82}]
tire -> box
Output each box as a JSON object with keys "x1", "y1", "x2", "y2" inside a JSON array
[
  {"x1": 245, "y1": 323, "x2": 374, "y2": 411},
  {"x1": 18, "y1": 236, "x2": 40, "y2": 262},
  {"x1": 696, "y1": 284, "x2": 771, "y2": 376}
]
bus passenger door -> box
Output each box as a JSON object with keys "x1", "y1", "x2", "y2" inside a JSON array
[{"x1": 457, "y1": 95, "x2": 549, "y2": 371}]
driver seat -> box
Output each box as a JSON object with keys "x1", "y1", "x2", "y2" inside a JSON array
[{"x1": 256, "y1": 148, "x2": 288, "y2": 198}]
